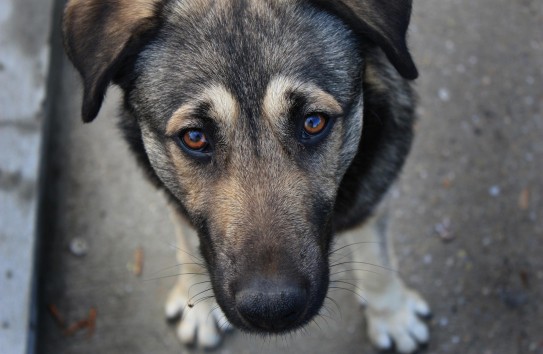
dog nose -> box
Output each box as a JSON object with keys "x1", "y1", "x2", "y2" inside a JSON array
[{"x1": 235, "y1": 280, "x2": 308, "y2": 331}]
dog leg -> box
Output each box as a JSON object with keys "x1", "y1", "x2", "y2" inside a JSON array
[
  {"x1": 340, "y1": 208, "x2": 430, "y2": 353},
  {"x1": 164, "y1": 206, "x2": 232, "y2": 348}
]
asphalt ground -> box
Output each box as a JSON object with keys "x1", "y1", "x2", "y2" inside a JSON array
[{"x1": 37, "y1": 0, "x2": 543, "y2": 353}]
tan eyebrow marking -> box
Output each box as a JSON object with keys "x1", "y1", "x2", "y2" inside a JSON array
[
  {"x1": 262, "y1": 76, "x2": 343, "y2": 127},
  {"x1": 166, "y1": 84, "x2": 239, "y2": 136}
]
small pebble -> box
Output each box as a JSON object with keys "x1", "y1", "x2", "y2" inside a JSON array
[
  {"x1": 500, "y1": 290, "x2": 528, "y2": 309},
  {"x1": 446, "y1": 257, "x2": 455, "y2": 267},
  {"x1": 471, "y1": 114, "x2": 481, "y2": 124},
  {"x1": 488, "y1": 185, "x2": 501, "y2": 197},
  {"x1": 423, "y1": 254, "x2": 433, "y2": 264},
  {"x1": 438, "y1": 88, "x2": 450, "y2": 102},
  {"x1": 454, "y1": 286, "x2": 464, "y2": 295},
  {"x1": 518, "y1": 188, "x2": 530, "y2": 210},
  {"x1": 439, "y1": 317, "x2": 449, "y2": 327},
  {"x1": 435, "y1": 217, "x2": 454, "y2": 241},
  {"x1": 482, "y1": 237, "x2": 492, "y2": 247},
  {"x1": 69, "y1": 237, "x2": 88, "y2": 257},
  {"x1": 451, "y1": 335, "x2": 461, "y2": 344},
  {"x1": 524, "y1": 96, "x2": 534, "y2": 106}
]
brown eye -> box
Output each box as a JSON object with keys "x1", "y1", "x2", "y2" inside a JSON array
[
  {"x1": 303, "y1": 113, "x2": 327, "y2": 135},
  {"x1": 182, "y1": 129, "x2": 208, "y2": 151}
]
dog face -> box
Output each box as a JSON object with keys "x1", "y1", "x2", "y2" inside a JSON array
[{"x1": 64, "y1": 0, "x2": 416, "y2": 334}]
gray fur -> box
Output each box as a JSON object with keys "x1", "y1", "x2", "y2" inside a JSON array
[{"x1": 63, "y1": 0, "x2": 417, "y2": 337}]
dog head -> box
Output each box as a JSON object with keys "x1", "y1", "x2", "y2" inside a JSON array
[{"x1": 64, "y1": 0, "x2": 416, "y2": 333}]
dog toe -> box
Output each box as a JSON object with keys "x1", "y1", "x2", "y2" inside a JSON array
[
  {"x1": 408, "y1": 290, "x2": 430, "y2": 317},
  {"x1": 366, "y1": 289, "x2": 430, "y2": 353},
  {"x1": 177, "y1": 315, "x2": 198, "y2": 345},
  {"x1": 165, "y1": 282, "x2": 187, "y2": 320},
  {"x1": 178, "y1": 304, "x2": 223, "y2": 348},
  {"x1": 166, "y1": 281, "x2": 229, "y2": 349},
  {"x1": 196, "y1": 319, "x2": 222, "y2": 348},
  {"x1": 409, "y1": 318, "x2": 429, "y2": 344},
  {"x1": 368, "y1": 327, "x2": 392, "y2": 350}
]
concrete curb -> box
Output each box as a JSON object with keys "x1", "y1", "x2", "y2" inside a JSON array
[{"x1": 0, "y1": 0, "x2": 55, "y2": 353}]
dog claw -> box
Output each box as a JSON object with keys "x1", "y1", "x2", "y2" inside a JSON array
[
  {"x1": 166, "y1": 281, "x2": 230, "y2": 349},
  {"x1": 366, "y1": 289, "x2": 430, "y2": 354},
  {"x1": 165, "y1": 295, "x2": 184, "y2": 320}
]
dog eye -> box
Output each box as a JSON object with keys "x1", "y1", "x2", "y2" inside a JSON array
[
  {"x1": 181, "y1": 129, "x2": 209, "y2": 151},
  {"x1": 303, "y1": 113, "x2": 327, "y2": 136}
]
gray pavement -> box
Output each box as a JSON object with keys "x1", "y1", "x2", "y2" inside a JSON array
[{"x1": 36, "y1": 0, "x2": 542, "y2": 353}]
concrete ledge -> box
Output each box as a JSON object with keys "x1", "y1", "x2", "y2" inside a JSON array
[{"x1": 0, "y1": 0, "x2": 55, "y2": 353}]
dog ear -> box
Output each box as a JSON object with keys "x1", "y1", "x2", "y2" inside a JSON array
[
  {"x1": 63, "y1": 0, "x2": 161, "y2": 122},
  {"x1": 310, "y1": 0, "x2": 418, "y2": 80}
]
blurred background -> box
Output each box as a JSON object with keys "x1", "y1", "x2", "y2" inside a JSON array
[{"x1": 0, "y1": 0, "x2": 541, "y2": 353}]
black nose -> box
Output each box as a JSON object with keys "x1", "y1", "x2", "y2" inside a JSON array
[{"x1": 235, "y1": 279, "x2": 308, "y2": 331}]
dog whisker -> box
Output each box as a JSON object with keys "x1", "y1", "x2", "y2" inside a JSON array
[
  {"x1": 330, "y1": 267, "x2": 389, "y2": 277},
  {"x1": 317, "y1": 307, "x2": 336, "y2": 323},
  {"x1": 328, "y1": 286, "x2": 367, "y2": 304},
  {"x1": 217, "y1": 316, "x2": 230, "y2": 332},
  {"x1": 189, "y1": 294, "x2": 215, "y2": 308},
  {"x1": 328, "y1": 240, "x2": 379, "y2": 256},
  {"x1": 142, "y1": 272, "x2": 207, "y2": 282},
  {"x1": 187, "y1": 280, "x2": 212, "y2": 295},
  {"x1": 330, "y1": 279, "x2": 365, "y2": 294},
  {"x1": 313, "y1": 315, "x2": 326, "y2": 331},
  {"x1": 329, "y1": 241, "x2": 384, "y2": 267},
  {"x1": 162, "y1": 240, "x2": 204, "y2": 263},
  {"x1": 324, "y1": 296, "x2": 342, "y2": 319},
  {"x1": 148, "y1": 262, "x2": 206, "y2": 276},
  {"x1": 187, "y1": 288, "x2": 213, "y2": 306},
  {"x1": 330, "y1": 260, "x2": 399, "y2": 274},
  {"x1": 206, "y1": 305, "x2": 220, "y2": 322}
]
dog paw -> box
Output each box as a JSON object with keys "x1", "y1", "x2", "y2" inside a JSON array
[
  {"x1": 365, "y1": 289, "x2": 430, "y2": 353},
  {"x1": 165, "y1": 281, "x2": 233, "y2": 348}
]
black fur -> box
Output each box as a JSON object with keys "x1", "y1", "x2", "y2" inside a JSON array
[{"x1": 63, "y1": 0, "x2": 418, "y2": 337}]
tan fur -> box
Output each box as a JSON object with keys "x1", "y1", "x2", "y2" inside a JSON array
[
  {"x1": 262, "y1": 76, "x2": 343, "y2": 130},
  {"x1": 166, "y1": 84, "x2": 240, "y2": 136},
  {"x1": 64, "y1": 0, "x2": 159, "y2": 56},
  {"x1": 364, "y1": 64, "x2": 388, "y2": 93}
]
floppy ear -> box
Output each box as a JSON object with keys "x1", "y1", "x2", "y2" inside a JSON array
[
  {"x1": 63, "y1": 0, "x2": 161, "y2": 122},
  {"x1": 310, "y1": 0, "x2": 418, "y2": 80}
]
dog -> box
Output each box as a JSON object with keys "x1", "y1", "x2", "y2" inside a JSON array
[{"x1": 62, "y1": 0, "x2": 430, "y2": 352}]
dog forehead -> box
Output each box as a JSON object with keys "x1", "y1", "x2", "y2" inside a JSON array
[{"x1": 135, "y1": 0, "x2": 361, "y2": 133}]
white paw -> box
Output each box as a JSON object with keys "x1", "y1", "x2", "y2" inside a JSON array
[
  {"x1": 366, "y1": 289, "x2": 430, "y2": 353},
  {"x1": 165, "y1": 281, "x2": 233, "y2": 348}
]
